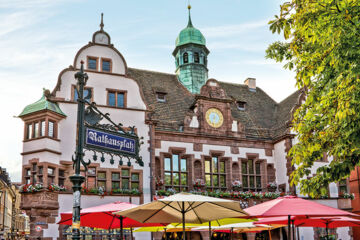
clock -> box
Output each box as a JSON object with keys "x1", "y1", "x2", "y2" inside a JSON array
[
  {"x1": 205, "y1": 108, "x2": 224, "y2": 128},
  {"x1": 94, "y1": 32, "x2": 109, "y2": 45}
]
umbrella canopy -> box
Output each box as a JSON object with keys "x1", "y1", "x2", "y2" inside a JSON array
[
  {"x1": 58, "y1": 201, "x2": 164, "y2": 229},
  {"x1": 256, "y1": 216, "x2": 360, "y2": 228},
  {"x1": 245, "y1": 196, "x2": 357, "y2": 218},
  {"x1": 134, "y1": 218, "x2": 254, "y2": 233},
  {"x1": 114, "y1": 192, "x2": 248, "y2": 240},
  {"x1": 114, "y1": 193, "x2": 248, "y2": 224},
  {"x1": 245, "y1": 196, "x2": 357, "y2": 240}
]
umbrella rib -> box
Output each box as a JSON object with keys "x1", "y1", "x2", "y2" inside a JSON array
[
  {"x1": 187, "y1": 202, "x2": 203, "y2": 224},
  {"x1": 142, "y1": 201, "x2": 173, "y2": 223},
  {"x1": 184, "y1": 202, "x2": 205, "y2": 213},
  {"x1": 208, "y1": 202, "x2": 246, "y2": 215},
  {"x1": 58, "y1": 212, "x2": 92, "y2": 224}
]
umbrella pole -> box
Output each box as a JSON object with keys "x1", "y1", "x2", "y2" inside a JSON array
[
  {"x1": 268, "y1": 229, "x2": 272, "y2": 240},
  {"x1": 209, "y1": 221, "x2": 211, "y2": 240},
  {"x1": 288, "y1": 215, "x2": 291, "y2": 240},
  {"x1": 130, "y1": 227, "x2": 133, "y2": 240},
  {"x1": 182, "y1": 201, "x2": 186, "y2": 240},
  {"x1": 326, "y1": 223, "x2": 329, "y2": 240},
  {"x1": 120, "y1": 216, "x2": 123, "y2": 240},
  {"x1": 230, "y1": 227, "x2": 233, "y2": 240},
  {"x1": 292, "y1": 220, "x2": 295, "y2": 240}
]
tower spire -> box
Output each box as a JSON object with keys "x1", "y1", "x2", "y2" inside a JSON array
[
  {"x1": 187, "y1": 4, "x2": 193, "y2": 27},
  {"x1": 100, "y1": 13, "x2": 104, "y2": 31}
]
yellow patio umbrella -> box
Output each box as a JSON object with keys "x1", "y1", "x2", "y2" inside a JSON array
[{"x1": 114, "y1": 192, "x2": 248, "y2": 240}]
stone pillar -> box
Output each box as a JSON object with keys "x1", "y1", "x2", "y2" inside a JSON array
[{"x1": 21, "y1": 190, "x2": 59, "y2": 239}]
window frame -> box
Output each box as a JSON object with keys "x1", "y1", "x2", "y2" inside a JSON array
[
  {"x1": 194, "y1": 52, "x2": 200, "y2": 63},
  {"x1": 106, "y1": 89, "x2": 127, "y2": 108},
  {"x1": 71, "y1": 85, "x2": 93, "y2": 103},
  {"x1": 164, "y1": 154, "x2": 188, "y2": 192},
  {"x1": 183, "y1": 52, "x2": 189, "y2": 64},
  {"x1": 87, "y1": 56, "x2": 99, "y2": 71},
  {"x1": 204, "y1": 156, "x2": 227, "y2": 190},
  {"x1": 236, "y1": 101, "x2": 246, "y2": 111},
  {"x1": 242, "y1": 159, "x2": 262, "y2": 192},
  {"x1": 24, "y1": 118, "x2": 58, "y2": 141},
  {"x1": 101, "y1": 57, "x2": 112, "y2": 73},
  {"x1": 156, "y1": 92, "x2": 167, "y2": 103}
]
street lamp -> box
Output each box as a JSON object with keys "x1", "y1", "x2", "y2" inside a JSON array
[{"x1": 70, "y1": 60, "x2": 88, "y2": 240}]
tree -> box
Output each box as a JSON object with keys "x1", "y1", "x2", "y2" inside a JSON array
[{"x1": 266, "y1": 0, "x2": 360, "y2": 197}]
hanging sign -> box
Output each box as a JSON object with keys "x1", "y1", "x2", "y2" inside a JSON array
[{"x1": 84, "y1": 126, "x2": 138, "y2": 156}]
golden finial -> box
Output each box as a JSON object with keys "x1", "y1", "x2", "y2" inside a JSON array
[{"x1": 188, "y1": 4, "x2": 191, "y2": 10}]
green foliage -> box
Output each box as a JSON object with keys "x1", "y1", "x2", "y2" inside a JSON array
[{"x1": 266, "y1": 0, "x2": 360, "y2": 197}]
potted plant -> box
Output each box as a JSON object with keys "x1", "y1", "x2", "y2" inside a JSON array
[
  {"x1": 338, "y1": 192, "x2": 355, "y2": 209},
  {"x1": 155, "y1": 177, "x2": 164, "y2": 190},
  {"x1": 267, "y1": 181, "x2": 277, "y2": 192},
  {"x1": 231, "y1": 180, "x2": 242, "y2": 191},
  {"x1": 193, "y1": 179, "x2": 205, "y2": 191}
]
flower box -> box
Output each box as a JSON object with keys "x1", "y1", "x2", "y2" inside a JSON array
[{"x1": 338, "y1": 198, "x2": 352, "y2": 210}]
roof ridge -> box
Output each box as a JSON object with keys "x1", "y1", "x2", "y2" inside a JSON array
[
  {"x1": 278, "y1": 89, "x2": 302, "y2": 105},
  {"x1": 128, "y1": 67, "x2": 176, "y2": 77}
]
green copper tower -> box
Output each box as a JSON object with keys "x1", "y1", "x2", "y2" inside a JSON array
[{"x1": 173, "y1": 5, "x2": 209, "y2": 94}]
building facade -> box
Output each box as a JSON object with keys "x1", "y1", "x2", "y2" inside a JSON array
[
  {"x1": 19, "y1": 9, "x2": 353, "y2": 240},
  {"x1": 0, "y1": 168, "x2": 29, "y2": 239}
]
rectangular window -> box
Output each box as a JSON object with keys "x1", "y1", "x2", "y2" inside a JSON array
[
  {"x1": 156, "y1": 92, "x2": 166, "y2": 103},
  {"x1": 87, "y1": 57, "x2": 97, "y2": 70},
  {"x1": 97, "y1": 172, "x2": 106, "y2": 190},
  {"x1": 107, "y1": 90, "x2": 126, "y2": 108},
  {"x1": 163, "y1": 154, "x2": 188, "y2": 191},
  {"x1": 26, "y1": 123, "x2": 32, "y2": 139},
  {"x1": 131, "y1": 173, "x2": 140, "y2": 190},
  {"x1": 242, "y1": 159, "x2": 262, "y2": 192},
  {"x1": 58, "y1": 169, "x2": 65, "y2": 187},
  {"x1": 88, "y1": 167, "x2": 96, "y2": 176},
  {"x1": 48, "y1": 121, "x2": 54, "y2": 138},
  {"x1": 40, "y1": 121, "x2": 46, "y2": 136},
  {"x1": 121, "y1": 169, "x2": 130, "y2": 189},
  {"x1": 38, "y1": 166, "x2": 43, "y2": 175},
  {"x1": 236, "y1": 101, "x2": 246, "y2": 111},
  {"x1": 59, "y1": 178, "x2": 65, "y2": 186},
  {"x1": 34, "y1": 122, "x2": 39, "y2": 138},
  {"x1": 47, "y1": 167, "x2": 54, "y2": 175},
  {"x1": 339, "y1": 179, "x2": 348, "y2": 194},
  {"x1": 205, "y1": 157, "x2": 226, "y2": 190},
  {"x1": 101, "y1": 58, "x2": 111, "y2": 72},
  {"x1": 112, "y1": 172, "x2": 120, "y2": 190},
  {"x1": 25, "y1": 169, "x2": 31, "y2": 176},
  {"x1": 73, "y1": 87, "x2": 92, "y2": 102}
]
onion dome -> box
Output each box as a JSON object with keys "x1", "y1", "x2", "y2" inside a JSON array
[{"x1": 175, "y1": 5, "x2": 206, "y2": 47}]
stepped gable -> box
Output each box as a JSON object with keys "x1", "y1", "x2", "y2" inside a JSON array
[{"x1": 127, "y1": 68, "x2": 194, "y2": 131}]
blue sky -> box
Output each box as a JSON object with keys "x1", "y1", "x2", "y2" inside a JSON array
[{"x1": 0, "y1": 0, "x2": 294, "y2": 181}]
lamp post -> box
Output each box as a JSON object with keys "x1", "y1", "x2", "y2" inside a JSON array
[{"x1": 70, "y1": 60, "x2": 88, "y2": 240}]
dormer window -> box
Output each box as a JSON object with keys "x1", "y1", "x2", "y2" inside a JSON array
[
  {"x1": 236, "y1": 101, "x2": 246, "y2": 111},
  {"x1": 87, "y1": 56, "x2": 98, "y2": 70},
  {"x1": 101, "y1": 58, "x2": 112, "y2": 72},
  {"x1": 183, "y1": 52, "x2": 188, "y2": 64},
  {"x1": 156, "y1": 92, "x2": 167, "y2": 103},
  {"x1": 194, "y1": 52, "x2": 199, "y2": 63}
]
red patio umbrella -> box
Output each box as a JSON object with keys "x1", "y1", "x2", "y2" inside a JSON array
[
  {"x1": 256, "y1": 216, "x2": 360, "y2": 239},
  {"x1": 244, "y1": 196, "x2": 357, "y2": 240},
  {"x1": 58, "y1": 201, "x2": 164, "y2": 239}
]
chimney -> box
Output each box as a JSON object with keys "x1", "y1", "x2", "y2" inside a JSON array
[{"x1": 244, "y1": 78, "x2": 256, "y2": 91}]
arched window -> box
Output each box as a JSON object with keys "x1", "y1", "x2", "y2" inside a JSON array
[
  {"x1": 183, "y1": 52, "x2": 188, "y2": 63},
  {"x1": 194, "y1": 52, "x2": 199, "y2": 63}
]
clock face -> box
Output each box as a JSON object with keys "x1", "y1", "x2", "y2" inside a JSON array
[
  {"x1": 94, "y1": 33, "x2": 109, "y2": 44},
  {"x1": 205, "y1": 108, "x2": 224, "y2": 128}
]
